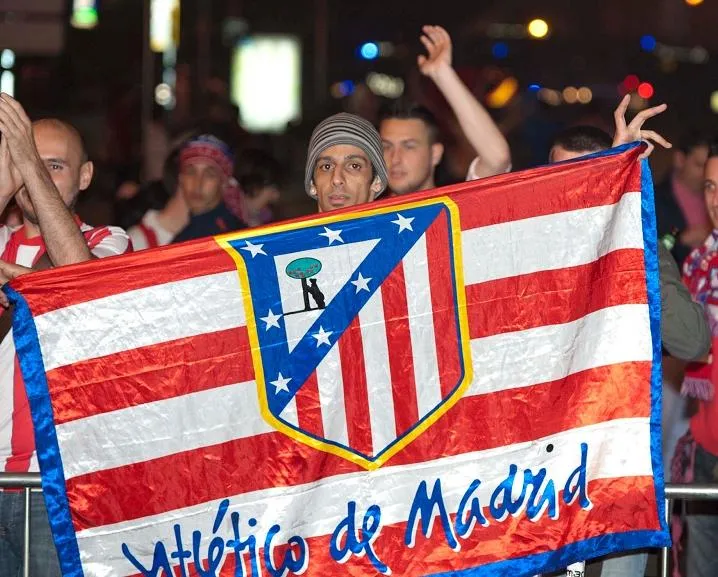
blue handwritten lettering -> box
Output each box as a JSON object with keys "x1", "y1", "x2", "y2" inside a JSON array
[
  {"x1": 454, "y1": 479, "x2": 489, "y2": 538},
  {"x1": 405, "y1": 479, "x2": 459, "y2": 551},
  {"x1": 563, "y1": 442, "x2": 592, "y2": 510},
  {"x1": 264, "y1": 524, "x2": 309, "y2": 577},
  {"x1": 171, "y1": 524, "x2": 192, "y2": 577},
  {"x1": 192, "y1": 499, "x2": 229, "y2": 577},
  {"x1": 489, "y1": 464, "x2": 529, "y2": 522},
  {"x1": 330, "y1": 501, "x2": 390, "y2": 574},
  {"x1": 226, "y1": 513, "x2": 261, "y2": 577},
  {"x1": 121, "y1": 541, "x2": 173, "y2": 577},
  {"x1": 523, "y1": 468, "x2": 558, "y2": 521}
]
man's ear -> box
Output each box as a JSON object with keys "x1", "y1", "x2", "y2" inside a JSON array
[
  {"x1": 309, "y1": 181, "x2": 318, "y2": 198},
  {"x1": 430, "y1": 142, "x2": 444, "y2": 169},
  {"x1": 370, "y1": 176, "x2": 383, "y2": 196},
  {"x1": 79, "y1": 161, "x2": 94, "y2": 191}
]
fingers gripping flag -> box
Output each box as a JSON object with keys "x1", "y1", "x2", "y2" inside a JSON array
[{"x1": 7, "y1": 144, "x2": 669, "y2": 577}]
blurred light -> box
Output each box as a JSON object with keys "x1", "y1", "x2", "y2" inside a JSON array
[
  {"x1": 0, "y1": 50, "x2": 15, "y2": 70},
  {"x1": 71, "y1": 0, "x2": 98, "y2": 29},
  {"x1": 538, "y1": 87, "x2": 561, "y2": 106},
  {"x1": 577, "y1": 87, "x2": 593, "y2": 104},
  {"x1": 640, "y1": 35, "x2": 657, "y2": 52},
  {"x1": 486, "y1": 76, "x2": 518, "y2": 108},
  {"x1": 623, "y1": 74, "x2": 640, "y2": 92},
  {"x1": 487, "y1": 23, "x2": 527, "y2": 39},
  {"x1": 710, "y1": 91, "x2": 718, "y2": 114},
  {"x1": 685, "y1": 0, "x2": 704, "y2": 6},
  {"x1": 637, "y1": 82, "x2": 654, "y2": 99},
  {"x1": 330, "y1": 80, "x2": 355, "y2": 99},
  {"x1": 151, "y1": 0, "x2": 181, "y2": 53},
  {"x1": 528, "y1": 83, "x2": 541, "y2": 92},
  {"x1": 527, "y1": 19, "x2": 549, "y2": 39},
  {"x1": 491, "y1": 42, "x2": 509, "y2": 59},
  {"x1": 562, "y1": 86, "x2": 578, "y2": 104},
  {"x1": 154, "y1": 83, "x2": 173, "y2": 107},
  {"x1": 0, "y1": 71, "x2": 14, "y2": 97},
  {"x1": 366, "y1": 72, "x2": 404, "y2": 98},
  {"x1": 360, "y1": 42, "x2": 380, "y2": 60},
  {"x1": 689, "y1": 46, "x2": 709, "y2": 64},
  {"x1": 231, "y1": 35, "x2": 301, "y2": 133}
]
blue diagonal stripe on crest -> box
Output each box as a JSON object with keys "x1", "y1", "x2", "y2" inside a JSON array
[{"x1": 227, "y1": 203, "x2": 446, "y2": 418}]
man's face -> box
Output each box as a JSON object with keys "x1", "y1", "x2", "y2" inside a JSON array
[
  {"x1": 16, "y1": 122, "x2": 92, "y2": 224},
  {"x1": 380, "y1": 118, "x2": 442, "y2": 195},
  {"x1": 178, "y1": 160, "x2": 224, "y2": 215},
  {"x1": 311, "y1": 144, "x2": 381, "y2": 212},
  {"x1": 676, "y1": 145, "x2": 709, "y2": 194},
  {"x1": 703, "y1": 157, "x2": 718, "y2": 229}
]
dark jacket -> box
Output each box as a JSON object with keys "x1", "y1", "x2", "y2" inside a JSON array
[
  {"x1": 173, "y1": 202, "x2": 245, "y2": 243},
  {"x1": 659, "y1": 243, "x2": 711, "y2": 362},
  {"x1": 654, "y1": 177, "x2": 691, "y2": 267}
]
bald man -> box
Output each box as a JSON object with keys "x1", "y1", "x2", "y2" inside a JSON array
[{"x1": 0, "y1": 93, "x2": 131, "y2": 576}]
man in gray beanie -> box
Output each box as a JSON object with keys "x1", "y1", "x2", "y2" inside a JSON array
[{"x1": 305, "y1": 112, "x2": 389, "y2": 212}]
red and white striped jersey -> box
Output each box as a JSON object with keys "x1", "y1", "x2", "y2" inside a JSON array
[
  {"x1": 0, "y1": 221, "x2": 131, "y2": 473},
  {"x1": 127, "y1": 209, "x2": 175, "y2": 251}
]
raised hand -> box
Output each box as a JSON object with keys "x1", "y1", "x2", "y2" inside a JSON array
[
  {"x1": 417, "y1": 25, "x2": 452, "y2": 78},
  {"x1": 612, "y1": 94, "x2": 672, "y2": 159}
]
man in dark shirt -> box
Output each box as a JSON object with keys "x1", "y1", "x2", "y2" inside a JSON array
[{"x1": 173, "y1": 134, "x2": 244, "y2": 242}]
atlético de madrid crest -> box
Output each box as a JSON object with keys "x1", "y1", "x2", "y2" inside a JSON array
[{"x1": 219, "y1": 198, "x2": 471, "y2": 469}]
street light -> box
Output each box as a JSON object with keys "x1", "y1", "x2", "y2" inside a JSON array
[{"x1": 527, "y1": 19, "x2": 549, "y2": 39}]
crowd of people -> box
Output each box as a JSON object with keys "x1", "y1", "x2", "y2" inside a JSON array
[{"x1": 0, "y1": 23, "x2": 716, "y2": 577}]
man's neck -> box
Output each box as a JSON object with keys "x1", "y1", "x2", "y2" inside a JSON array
[
  {"x1": 157, "y1": 194, "x2": 190, "y2": 234},
  {"x1": 22, "y1": 220, "x2": 41, "y2": 239}
]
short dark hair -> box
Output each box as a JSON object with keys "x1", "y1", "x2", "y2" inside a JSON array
[
  {"x1": 378, "y1": 101, "x2": 440, "y2": 144},
  {"x1": 550, "y1": 125, "x2": 613, "y2": 154},
  {"x1": 708, "y1": 138, "x2": 718, "y2": 160},
  {"x1": 677, "y1": 129, "x2": 711, "y2": 155},
  {"x1": 236, "y1": 149, "x2": 283, "y2": 197}
]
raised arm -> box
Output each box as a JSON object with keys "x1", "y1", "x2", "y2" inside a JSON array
[{"x1": 418, "y1": 25, "x2": 511, "y2": 179}]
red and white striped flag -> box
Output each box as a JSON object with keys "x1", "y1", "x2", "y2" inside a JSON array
[{"x1": 9, "y1": 144, "x2": 669, "y2": 577}]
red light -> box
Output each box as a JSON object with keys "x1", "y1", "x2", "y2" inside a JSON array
[
  {"x1": 638, "y1": 82, "x2": 654, "y2": 99},
  {"x1": 623, "y1": 74, "x2": 640, "y2": 92}
]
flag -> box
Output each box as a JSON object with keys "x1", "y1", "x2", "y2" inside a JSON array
[{"x1": 8, "y1": 144, "x2": 669, "y2": 577}]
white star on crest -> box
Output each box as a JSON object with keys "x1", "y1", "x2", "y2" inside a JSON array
[
  {"x1": 391, "y1": 213, "x2": 415, "y2": 233},
  {"x1": 319, "y1": 226, "x2": 344, "y2": 245},
  {"x1": 270, "y1": 372, "x2": 292, "y2": 393},
  {"x1": 260, "y1": 309, "x2": 282, "y2": 330},
  {"x1": 351, "y1": 272, "x2": 372, "y2": 293},
  {"x1": 241, "y1": 240, "x2": 267, "y2": 258},
  {"x1": 312, "y1": 326, "x2": 333, "y2": 347}
]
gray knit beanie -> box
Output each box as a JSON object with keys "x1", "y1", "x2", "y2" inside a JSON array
[{"x1": 304, "y1": 113, "x2": 388, "y2": 198}]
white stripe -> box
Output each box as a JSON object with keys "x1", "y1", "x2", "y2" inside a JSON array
[
  {"x1": 359, "y1": 289, "x2": 397, "y2": 455},
  {"x1": 468, "y1": 304, "x2": 652, "y2": 396},
  {"x1": 35, "y1": 272, "x2": 246, "y2": 371},
  {"x1": 56, "y1": 381, "x2": 269, "y2": 480},
  {"x1": 316, "y1": 343, "x2": 349, "y2": 446},
  {"x1": 16, "y1": 245, "x2": 40, "y2": 268},
  {"x1": 404, "y1": 234, "x2": 442, "y2": 418},
  {"x1": 0, "y1": 332, "x2": 16, "y2": 472},
  {"x1": 75, "y1": 419, "x2": 653, "y2": 575},
  {"x1": 280, "y1": 396, "x2": 299, "y2": 427},
  {"x1": 461, "y1": 191, "x2": 643, "y2": 286}
]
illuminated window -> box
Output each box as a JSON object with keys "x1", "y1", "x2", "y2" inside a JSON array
[
  {"x1": 71, "y1": 0, "x2": 98, "y2": 29},
  {"x1": 231, "y1": 36, "x2": 301, "y2": 133}
]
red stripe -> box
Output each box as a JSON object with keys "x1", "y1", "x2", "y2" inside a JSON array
[
  {"x1": 67, "y1": 362, "x2": 650, "y2": 530},
  {"x1": 426, "y1": 209, "x2": 462, "y2": 398},
  {"x1": 338, "y1": 316, "x2": 373, "y2": 456},
  {"x1": 128, "y1": 476, "x2": 659, "y2": 577},
  {"x1": 466, "y1": 249, "x2": 647, "y2": 339},
  {"x1": 295, "y1": 372, "x2": 325, "y2": 439},
  {"x1": 381, "y1": 262, "x2": 420, "y2": 436},
  {"x1": 6, "y1": 357, "x2": 33, "y2": 472},
  {"x1": 47, "y1": 327, "x2": 254, "y2": 425},
  {"x1": 11, "y1": 238, "x2": 237, "y2": 316},
  {"x1": 453, "y1": 149, "x2": 642, "y2": 230}
]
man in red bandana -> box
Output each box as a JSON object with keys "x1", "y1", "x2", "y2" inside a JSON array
[{"x1": 173, "y1": 134, "x2": 245, "y2": 242}]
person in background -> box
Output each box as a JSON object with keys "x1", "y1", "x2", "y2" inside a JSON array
[
  {"x1": 655, "y1": 131, "x2": 712, "y2": 267},
  {"x1": 379, "y1": 25, "x2": 511, "y2": 195},
  {"x1": 225, "y1": 148, "x2": 283, "y2": 227},
  {"x1": 173, "y1": 134, "x2": 245, "y2": 242}
]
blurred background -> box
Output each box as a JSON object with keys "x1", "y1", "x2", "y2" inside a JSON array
[{"x1": 1, "y1": 0, "x2": 717, "y2": 222}]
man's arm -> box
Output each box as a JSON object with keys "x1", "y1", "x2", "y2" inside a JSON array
[
  {"x1": 418, "y1": 26, "x2": 511, "y2": 179},
  {"x1": 0, "y1": 94, "x2": 91, "y2": 265},
  {"x1": 659, "y1": 243, "x2": 711, "y2": 361}
]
